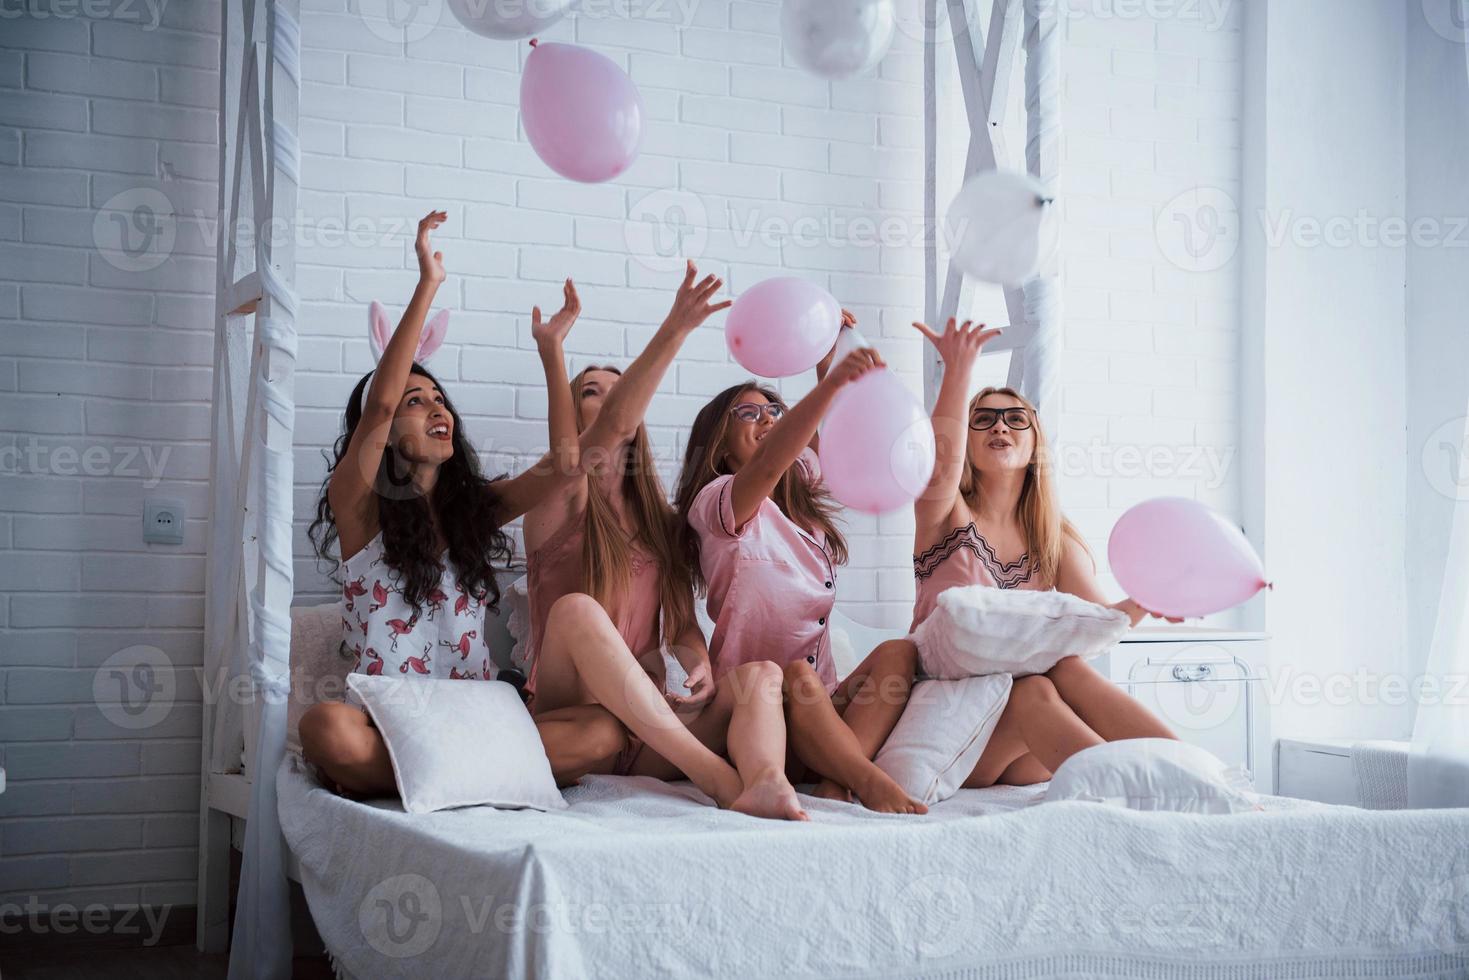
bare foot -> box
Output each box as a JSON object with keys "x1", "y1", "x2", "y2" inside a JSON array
[
  {"x1": 731, "y1": 769, "x2": 810, "y2": 822},
  {"x1": 706, "y1": 765, "x2": 747, "y2": 811},
  {"x1": 809, "y1": 778, "x2": 853, "y2": 804},
  {"x1": 855, "y1": 768, "x2": 929, "y2": 815}
]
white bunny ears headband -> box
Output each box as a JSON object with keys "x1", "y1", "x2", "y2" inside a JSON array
[{"x1": 359, "y1": 301, "x2": 449, "y2": 414}]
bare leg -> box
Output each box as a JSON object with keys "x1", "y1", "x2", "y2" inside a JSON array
[
  {"x1": 783, "y1": 660, "x2": 927, "y2": 814},
  {"x1": 300, "y1": 702, "x2": 396, "y2": 797},
  {"x1": 964, "y1": 676, "x2": 1104, "y2": 788},
  {"x1": 809, "y1": 640, "x2": 920, "y2": 803},
  {"x1": 534, "y1": 704, "x2": 628, "y2": 787},
  {"x1": 532, "y1": 594, "x2": 744, "y2": 809},
  {"x1": 1046, "y1": 656, "x2": 1176, "y2": 740},
  {"x1": 723, "y1": 662, "x2": 808, "y2": 821},
  {"x1": 631, "y1": 662, "x2": 807, "y2": 821},
  {"x1": 997, "y1": 754, "x2": 1053, "y2": 786}
]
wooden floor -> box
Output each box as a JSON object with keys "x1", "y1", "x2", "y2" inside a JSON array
[
  {"x1": 0, "y1": 947, "x2": 229, "y2": 979},
  {"x1": 0, "y1": 947, "x2": 333, "y2": 979}
]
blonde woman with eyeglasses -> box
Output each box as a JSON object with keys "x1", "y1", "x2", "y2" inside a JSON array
[{"x1": 912, "y1": 318, "x2": 1181, "y2": 789}]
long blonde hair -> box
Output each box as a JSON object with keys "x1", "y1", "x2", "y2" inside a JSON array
[
  {"x1": 960, "y1": 386, "x2": 1088, "y2": 587},
  {"x1": 572, "y1": 365, "x2": 692, "y2": 645},
  {"x1": 674, "y1": 382, "x2": 848, "y2": 595}
]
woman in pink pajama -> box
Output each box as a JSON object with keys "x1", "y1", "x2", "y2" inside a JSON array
[
  {"x1": 676, "y1": 321, "x2": 929, "y2": 814},
  {"x1": 522, "y1": 263, "x2": 807, "y2": 821},
  {"x1": 911, "y1": 317, "x2": 1180, "y2": 788}
]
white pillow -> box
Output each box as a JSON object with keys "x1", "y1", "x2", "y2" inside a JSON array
[
  {"x1": 874, "y1": 675, "x2": 1013, "y2": 805},
  {"x1": 828, "y1": 625, "x2": 861, "y2": 682},
  {"x1": 1045, "y1": 738, "x2": 1259, "y2": 814},
  {"x1": 287, "y1": 603, "x2": 351, "y2": 756},
  {"x1": 346, "y1": 674, "x2": 567, "y2": 814},
  {"x1": 912, "y1": 585, "x2": 1130, "y2": 680},
  {"x1": 828, "y1": 608, "x2": 908, "y2": 682}
]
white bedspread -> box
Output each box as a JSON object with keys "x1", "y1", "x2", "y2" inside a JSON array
[{"x1": 277, "y1": 756, "x2": 1469, "y2": 980}]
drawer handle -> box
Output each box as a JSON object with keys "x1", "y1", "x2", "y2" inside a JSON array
[{"x1": 1171, "y1": 664, "x2": 1213, "y2": 682}]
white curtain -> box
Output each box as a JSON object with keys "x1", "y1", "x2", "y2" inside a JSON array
[
  {"x1": 1408, "y1": 0, "x2": 1469, "y2": 811},
  {"x1": 224, "y1": 2, "x2": 300, "y2": 976},
  {"x1": 227, "y1": 305, "x2": 297, "y2": 980},
  {"x1": 1410, "y1": 406, "x2": 1469, "y2": 808}
]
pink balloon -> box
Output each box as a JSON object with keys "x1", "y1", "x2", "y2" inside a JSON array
[
  {"x1": 1108, "y1": 497, "x2": 1269, "y2": 618},
  {"x1": 521, "y1": 41, "x2": 643, "y2": 184},
  {"x1": 818, "y1": 368, "x2": 936, "y2": 514},
  {"x1": 726, "y1": 277, "x2": 841, "y2": 378}
]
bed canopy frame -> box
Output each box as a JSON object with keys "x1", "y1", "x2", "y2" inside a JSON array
[
  {"x1": 194, "y1": 0, "x2": 1060, "y2": 974},
  {"x1": 923, "y1": 0, "x2": 1062, "y2": 428}
]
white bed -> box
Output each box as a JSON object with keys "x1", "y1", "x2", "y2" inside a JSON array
[{"x1": 277, "y1": 752, "x2": 1469, "y2": 980}]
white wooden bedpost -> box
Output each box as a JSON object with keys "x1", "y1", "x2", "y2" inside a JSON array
[
  {"x1": 922, "y1": 0, "x2": 1062, "y2": 427},
  {"x1": 198, "y1": 0, "x2": 300, "y2": 972},
  {"x1": 924, "y1": 0, "x2": 939, "y2": 369},
  {"x1": 1011, "y1": 0, "x2": 1063, "y2": 432}
]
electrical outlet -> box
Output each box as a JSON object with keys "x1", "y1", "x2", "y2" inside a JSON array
[{"x1": 144, "y1": 497, "x2": 186, "y2": 545}]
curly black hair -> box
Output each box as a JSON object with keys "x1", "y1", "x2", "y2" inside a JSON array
[{"x1": 308, "y1": 363, "x2": 513, "y2": 614}]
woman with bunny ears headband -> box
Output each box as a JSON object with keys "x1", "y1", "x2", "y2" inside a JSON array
[
  {"x1": 359, "y1": 299, "x2": 450, "y2": 411},
  {"x1": 300, "y1": 212, "x2": 759, "y2": 817}
]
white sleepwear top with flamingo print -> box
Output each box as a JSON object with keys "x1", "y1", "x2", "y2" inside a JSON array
[{"x1": 339, "y1": 532, "x2": 491, "y2": 687}]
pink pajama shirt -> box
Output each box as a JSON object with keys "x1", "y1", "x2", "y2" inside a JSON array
[{"x1": 687, "y1": 449, "x2": 840, "y2": 695}]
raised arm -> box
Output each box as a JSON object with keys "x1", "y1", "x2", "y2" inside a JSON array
[
  {"x1": 581, "y1": 261, "x2": 729, "y2": 459},
  {"x1": 728, "y1": 345, "x2": 884, "y2": 528},
  {"x1": 534, "y1": 279, "x2": 581, "y2": 476},
  {"x1": 911, "y1": 318, "x2": 1001, "y2": 534},
  {"x1": 328, "y1": 210, "x2": 447, "y2": 559},
  {"x1": 489, "y1": 261, "x2": 728, "y2": 526},
  {"x1": 808, "y1": 308, "x2": 858, "y2": 454},
  {"x1": 520, "y1": 279, "x2": 584, "y2": 550}
]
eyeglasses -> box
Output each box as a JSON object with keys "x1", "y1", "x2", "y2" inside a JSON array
[
  {"x1": 729, "y1": 402, "x2": 784, "y2": 424},
  {"x1": 969, "y1": 407, "x2": 1032, "y2": 431}
]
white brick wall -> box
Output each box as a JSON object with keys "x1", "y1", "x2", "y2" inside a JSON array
[
  {"x1": 1051, "y1": 0, "x2": 1243, "y2": 608},
  {"x1": 287, "y1": 0, "x2": 931, "y2": 630},
  {"x1": 956, "y1": 0, "x2": 1244, "y2": 607},
  {"x1": 0, "y1": 1, "x2": 222, "y2": 917},
  {"x1": 0, "y1": 0, "x2": 1245, "y2": 914}
]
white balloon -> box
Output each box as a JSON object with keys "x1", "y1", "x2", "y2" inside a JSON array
[
  {"x1": 945, "y1": 170, "x2": 1060, "y2": 286},
  {"x1": 781, "y1": 0, "x2": 896, "y2": 79},
  {"x1": 446, "y1": 0, "x2": 578, "y2": 40}
]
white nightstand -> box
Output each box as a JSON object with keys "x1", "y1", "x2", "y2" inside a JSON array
[{"x1": 1099, "y1": 628, "x2": 1273, "y2": 792}]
